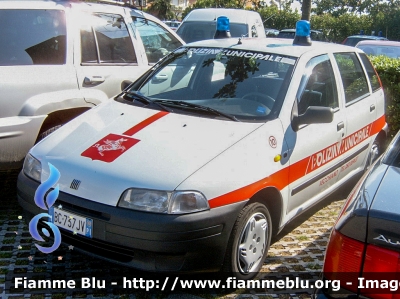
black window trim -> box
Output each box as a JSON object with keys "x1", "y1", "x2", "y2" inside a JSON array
[{"x1": 81, "y1": 12, "x2": 137, "y2": 66}]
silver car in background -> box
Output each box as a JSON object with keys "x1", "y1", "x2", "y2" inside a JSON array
[{"x1": 0, "y1": 0, "x2": 183, "y2": 170}]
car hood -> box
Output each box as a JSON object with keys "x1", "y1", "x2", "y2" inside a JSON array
[{"x1": 32, "y1": 100, "x2": 263, "y2": 206}]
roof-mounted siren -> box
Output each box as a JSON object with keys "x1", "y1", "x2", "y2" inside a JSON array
[
  {"x1": 293, "y1": 20, "x2": 312, "y2": 46},
  {"x1": 214, "y1": 16, "x2": 231, "y2": 39}
]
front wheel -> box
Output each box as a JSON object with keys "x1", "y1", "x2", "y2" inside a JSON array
[
  {"x1": 36, "y1": 125, "x2": 62, "y2": 143},
  {"x1": 223, "y1": 202, "x2": 272, "y2": 280}
]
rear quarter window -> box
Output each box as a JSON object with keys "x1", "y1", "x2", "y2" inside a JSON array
[
  {"x1": 359, "y1": 53, "x2": 381, "y2": 92},
  {"x1": 0, "y1": 9, "x2": 66, "y2": 65}
]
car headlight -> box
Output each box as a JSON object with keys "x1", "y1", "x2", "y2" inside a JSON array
[
  {"x1": 23, "y1": 154, "x2": 42, "y2": 182},
  {"x1": 118, "y1": 188, "x2": 209, "y2": 214}
]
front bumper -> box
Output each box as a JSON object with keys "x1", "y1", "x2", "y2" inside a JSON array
[{"x1": 17, "y1": 170, "x2": 246, "y2": 273}]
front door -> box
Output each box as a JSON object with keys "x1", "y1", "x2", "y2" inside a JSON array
[
  {"x1": 287, "y1": 54, "x2": 345, "y2": 213},
  {"x1": 74, "y1": 11, "x2": 149, "y2": 101}
]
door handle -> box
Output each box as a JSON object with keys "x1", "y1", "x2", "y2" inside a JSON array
[
  {"x1": 84, "y1": 76, "x2": 105, "y2": 85},
  {"x1": 337, "y1": 121, "x2": 344, "y2": 131},
  {"x1": 370, "y1": 104, "x2": 376, "y2": 112},
  {"x1": 153, "y1": 74, "x2": 168, "y2": 82}
]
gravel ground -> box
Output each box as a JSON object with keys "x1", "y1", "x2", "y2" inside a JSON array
[{"x1": 0, "y1": 169, "x2": 346, "y2": 299}]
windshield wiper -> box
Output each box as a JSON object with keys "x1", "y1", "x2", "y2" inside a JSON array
[
  {"x1": 154, "y1": 100, "x2": 239, "y2": 122},
  {"x1": 124, "y1": 91, "x2": 171, "y2": 112}
]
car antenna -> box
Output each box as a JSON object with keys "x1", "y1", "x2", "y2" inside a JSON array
[{"x1": 79, "y1": 0, "x2": 138, "y2": 9}]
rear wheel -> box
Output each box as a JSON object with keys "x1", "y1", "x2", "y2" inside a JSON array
[
  {"x1": 224, "y1": 202, "x2": 271, "y2": 279},
  {"x1": 365, "y1": 140, "x2": 381, "y2": 170}
]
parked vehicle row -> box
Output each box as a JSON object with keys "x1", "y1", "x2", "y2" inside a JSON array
[
  {"x1": 342, "y1": 34, "x2": 389, "y2": 47},
  {"x1": 176, "y1": 8, "x2": 266, "y2": 43},
  {"x1": 277, "y1": 28, "x2": 326, "y2": 41},
  {"x1": 0, "y1": 0, "x2": 184, "y2": 170},
  {"x1": 163, "y1": 20, "x2": 181, "y2": 31}
]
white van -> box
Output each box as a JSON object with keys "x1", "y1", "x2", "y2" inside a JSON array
[{"x1": 176, "y1": 8, "x2": 266, "y2": 43}]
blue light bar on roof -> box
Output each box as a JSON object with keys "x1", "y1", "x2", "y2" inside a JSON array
[
  {"x1": 214, "y1": 16, "x2": 231, "y2": 39},
  {"x1": 293, "y1": 20, "x2": 312, "y2": 46}
]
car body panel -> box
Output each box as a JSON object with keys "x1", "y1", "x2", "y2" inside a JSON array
[
  {"x1": 367, "y1": 165, "x2": 400, "y2": 252},
  {"x1": 315, "y1": 130, "x2": 400, "y2": 298}
]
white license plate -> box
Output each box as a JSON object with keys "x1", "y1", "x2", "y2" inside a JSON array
[{"x1": 50, "y1": 207, "x2": 93, "y2": 238}]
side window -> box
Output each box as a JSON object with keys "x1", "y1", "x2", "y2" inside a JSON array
[
  {"x1": 333, "y1": 53, "x2": 369, "y2": 103},
  {"x1": 0, "y1": 9, "x2": 66, "y2": 65},
  {"x1": 297, "y1": 55, "x2": 338, "y2": 115},
  {"x1": 81, "y1": 13, "x2": 137, "y2": 64},
  {"x1": 132, "y1": 17, "x2": 182, "y2": 64},
  {"x1": 358, "y1": 53, "x2": 381, "y2": 92},
  {"x1": 251, "y1": 25, "x2": 258, "y2": 37}
]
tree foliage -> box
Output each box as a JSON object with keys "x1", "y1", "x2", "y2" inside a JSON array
[
  {"x1": 369, "y1": 55, "x2": 400, "y2": 136},
  {"x1": 310, "y1": 0, "x2": 400, "y2": 17},
  {"x1": 258, "y1": 5, "x2": 300, "y2": 29},
  {"x1": 147, "y1": 0, "x2": 173, "y2": 20},
  {"x1": 181, "y1": 0, "x2": 248, "y2": 19}
]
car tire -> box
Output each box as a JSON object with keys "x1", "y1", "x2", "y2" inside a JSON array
[
  {"x1": 223, "y1": 202, "x2": 271, "y2": 280},
  {"x1": 36, "y1": 125, "x2": 62, "y2": 142}
]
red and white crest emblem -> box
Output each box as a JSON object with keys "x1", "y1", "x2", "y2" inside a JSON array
[
  {"x1": 94, "y1": 138, "x2": 127, "y2": 156},
  {"x1": 81, "y1": 133, "x2": 140, "y2": 163},
  {"x1": 81, "y1": 111, "x2": 169, "y2": 163}
]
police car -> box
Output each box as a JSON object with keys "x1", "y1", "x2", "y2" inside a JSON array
[{"x1": 17, "y1": 20, "x2": 388, "y2": 279}]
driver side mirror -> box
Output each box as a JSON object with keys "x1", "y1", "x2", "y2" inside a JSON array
[
  {"x1": 292, "y1": 106, "x2": 334, "y2": 132},
  {"x1": 121, "y1": 80, "x2": 133, "y2": 91}
]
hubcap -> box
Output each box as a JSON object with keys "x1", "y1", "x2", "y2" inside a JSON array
[{"x1": 237, "y1": 212, "x2": 268, "y2": 274}]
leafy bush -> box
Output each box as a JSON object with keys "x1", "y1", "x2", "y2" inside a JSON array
[{"x1": 369, "y1": 55, "x2": 400, "y2": 137}]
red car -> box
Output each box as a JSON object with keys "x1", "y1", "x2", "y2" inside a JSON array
[{"x1": 356, "y1": 40, "x2": 400, "y2": 59}]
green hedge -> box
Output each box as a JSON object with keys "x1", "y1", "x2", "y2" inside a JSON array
[{"x1": 369, "y1": 56, "x2": 400, "y2": 138}]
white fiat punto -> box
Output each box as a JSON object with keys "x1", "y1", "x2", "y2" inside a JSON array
[{"x1": 18, "y1": 22, "x2": 388, "y2": 279}]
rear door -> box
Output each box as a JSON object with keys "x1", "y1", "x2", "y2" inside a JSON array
[{"x1": 333, "y1": 52, "x2": 378, "y2": 183}]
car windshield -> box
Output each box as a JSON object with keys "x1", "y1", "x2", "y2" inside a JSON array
[
  {"x1": 131, "y1": 17, "x2": 182, "y2": 63},
  {"x1": 382, "y1": 131, "x2": 400, "y2": 167},
  {"x1": 127, "y1": 47, "x2": 296, "y2": 122},
  {"x1": 177, "y1": 22, "x2": 248, "y2": 43}
]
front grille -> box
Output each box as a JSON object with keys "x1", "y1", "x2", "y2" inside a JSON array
[{"x1": 70, "y1": 179, "x2": 81, "y2": 190}]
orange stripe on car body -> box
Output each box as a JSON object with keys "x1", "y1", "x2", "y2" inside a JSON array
[
  {"x1": 208, "y1": 115, "x2": 386, "y2": 209},
  {"x1": 123, "y1": 111, "x2": 169, "y2": 136}
]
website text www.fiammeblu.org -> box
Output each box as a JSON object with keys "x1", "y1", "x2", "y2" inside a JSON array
[
  {"x1": 12, "y1": 275, "x2": 400, "y2": 294},
  {"x1": 13, "y1": 276, "x2": 339, "y2": 292}
]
